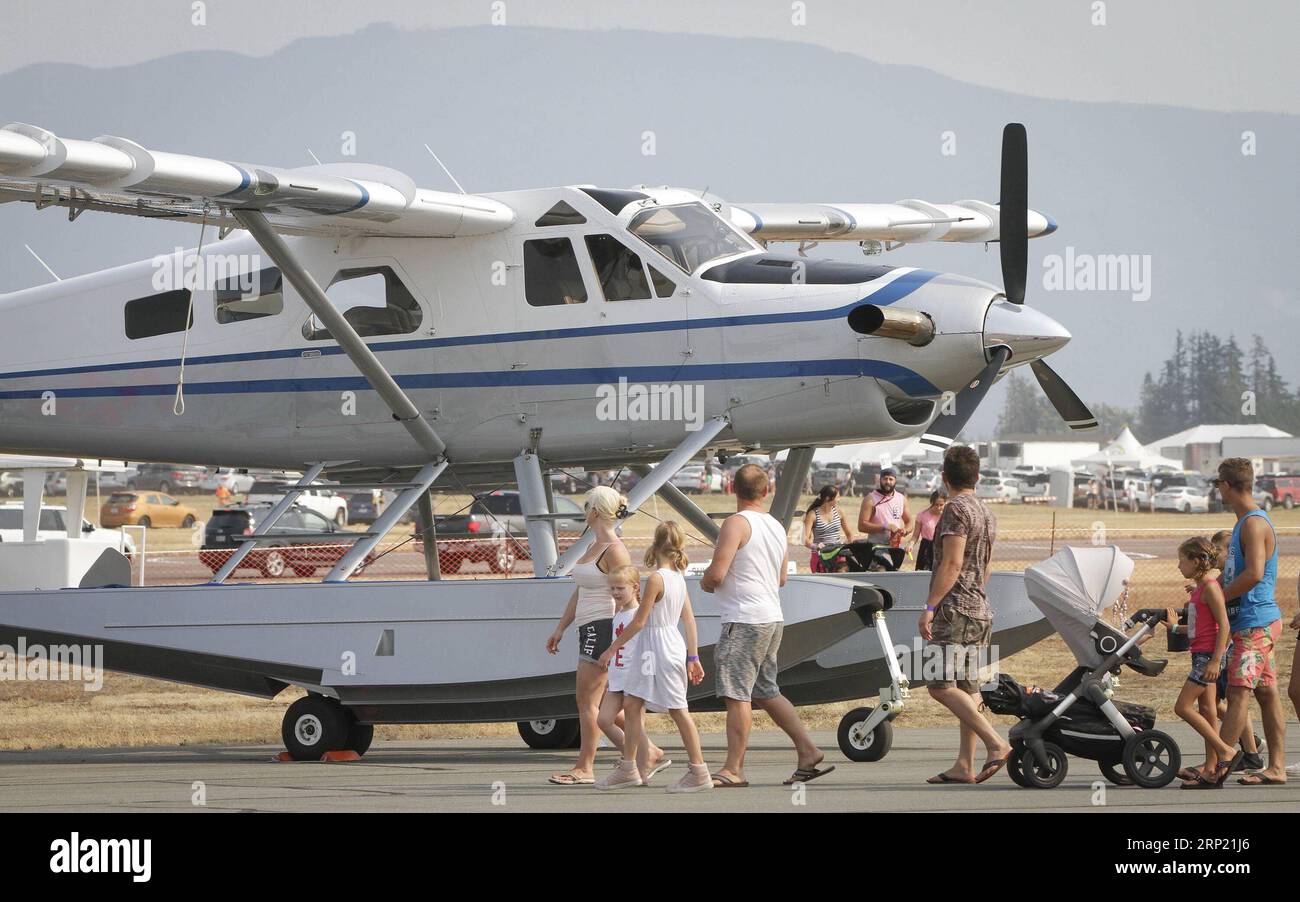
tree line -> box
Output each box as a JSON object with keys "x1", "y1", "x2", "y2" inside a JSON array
[{"x1": 995, "y1": 332, "x2": 1299, "y2": 443}]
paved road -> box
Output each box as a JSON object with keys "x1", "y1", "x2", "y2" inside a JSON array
[{"x1": 2, "y1": 726, "x2": 1297, "y2": 813}]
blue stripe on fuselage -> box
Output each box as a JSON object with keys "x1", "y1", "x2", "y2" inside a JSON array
[{"x1": 0, "y1": 268, "x2": 941, "y2": 386}]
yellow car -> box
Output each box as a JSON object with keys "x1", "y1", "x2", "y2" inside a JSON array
[{"x1": 101, "y1": 491, "x2": 198, "y2": 529}]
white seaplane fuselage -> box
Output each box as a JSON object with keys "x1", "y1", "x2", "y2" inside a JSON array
[{"x1": 0, "y1": 186, "x2": 1032, "y2": 475}]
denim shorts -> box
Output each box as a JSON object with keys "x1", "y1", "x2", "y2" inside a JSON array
[{"x1": 1188, "y1": 650, "x2": 1228, "y2": 687}]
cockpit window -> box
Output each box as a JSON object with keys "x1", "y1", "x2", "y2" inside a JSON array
[
  {"x1": 628, "y1": 203, "x2": 756, "y2": 274},
  {"x1": 585, "y1": 234, "x2": 651, "y2": 301}
]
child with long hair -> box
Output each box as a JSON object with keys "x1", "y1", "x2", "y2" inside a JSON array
[
  {"x1": 595, "y1": 565, "x2": 669, "y2": 778},
  {"x1": 1209, "y1": 529, "x2": 1263, "y2": 771},
  {"x1": 1168, "y1": 536, "x2": 1240, "y2": 788},
  {"x1": 595, "y1": 522, "x2": 711, "y2": 792}
]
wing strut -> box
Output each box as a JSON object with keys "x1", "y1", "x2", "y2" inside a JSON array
[
  {"x1": 549, "y1": 417, "x2": 731, "y2": 576},
  {"x1": 232, "y1": 209, "x2": 446, "y2": 460}
]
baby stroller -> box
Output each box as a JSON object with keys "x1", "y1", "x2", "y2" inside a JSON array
[
  {"x1": 817, "y1": 540, "x2": 904, "y2": 573},
  {"x1": 981, "y1": 546, "x2": 1182, "y2": 789}
]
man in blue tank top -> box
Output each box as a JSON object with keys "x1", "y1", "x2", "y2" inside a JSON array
[{"x1": 1215, "y1": 458, "x2": 1287, "y2": 785}]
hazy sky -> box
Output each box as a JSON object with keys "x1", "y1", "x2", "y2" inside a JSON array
[{"x1": 6, "y1": 0, "x2": 1298, "y2": 114}]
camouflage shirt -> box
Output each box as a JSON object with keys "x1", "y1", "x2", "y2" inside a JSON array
[{"x1": 931, "y1": 491, "x2": 997, "y2": 620}]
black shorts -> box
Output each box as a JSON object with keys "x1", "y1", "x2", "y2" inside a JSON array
[
  {"x1": 916, "y1": 538, "x2": 934, "y2": 571},
  {"x1": 576, "y1": 618, "x2": 614, "y2": 665}
]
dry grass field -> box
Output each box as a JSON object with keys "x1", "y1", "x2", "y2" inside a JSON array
[{"x1": 2, "y1": 490, "x2": 1296, "y2": 751}]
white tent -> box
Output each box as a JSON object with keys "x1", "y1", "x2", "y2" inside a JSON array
[{"x1": 1071, "y1": 426, "x2": 1180, "y2": 470}]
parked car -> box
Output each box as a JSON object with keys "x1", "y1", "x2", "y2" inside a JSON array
[
  {"x1": 1154, "y1": 485, "x2": 1209, "y2": 513},
  {"x1": 246, "y1": 479, "x2": 349, "y2": 526},
  {"x1": 976, "y1": 476, "x2": 1022, "y2": 503},
  {"x1": 1262, "y1": 474, "x2": 1300, "y2": 509},
  {"x1": 0, "y1": 503, "x2": 136, "y2": 555},
  {"x1": 548, "y1": 468, "x2": 586, "y2": 495},
  {"x1": 128, "y1": 463, "x2": 208, "y2": 494},
  {"x1": 100, "y1": 491, "x2": 198, "y2": 528},
  {"x1": 908, "y1": 467, "x2": 941, "y2": 496},
  {"x1": 0, "y1": 472, "x2": 21, "y2": 496},
  {"x1": 417, "y1": 490, "x2": 586, "y2": 574},
  {"x1": 199, "y1": 504, "x2": 371, "y2": 578},
  {"x1": 670, "y1": 464, "x2": 723, "y2": 494},
  {"x1": 201, "y1": 467, "x2": 256, "y2": 495},
  {"x1": 811, "y1": 462, "x2": 853, "y2": 492}
]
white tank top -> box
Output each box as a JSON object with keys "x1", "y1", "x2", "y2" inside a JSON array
[
  {"x1": 715, "y1": 510, "x2": 785, "y2": 624},
  {"x1": 571, "y1": 543, "x2": 618, "y2": 627}
]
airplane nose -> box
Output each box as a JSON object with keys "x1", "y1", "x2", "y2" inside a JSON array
[{"x1": 982, "y1": 296, "x2": 1071, "y2": 361}]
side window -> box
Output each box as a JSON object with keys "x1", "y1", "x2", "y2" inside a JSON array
[
  {"x1": 301, "y1": 510, "x2": 332, "y2": 531},
  {"x1": 125, "y1": 289, "x2": 193, "y2": 340},
  {"x1": 215, "y1": 267, "x2": 283, "y2": 324},
  {"x1": 585, "y1": 234, "x2": 651, "y2": 302},
  {"x1": 303, "y1": 266, "x2": 423, "y2": 340},
  {"x1": 648, "y1": 266, "x2": 679, "y2": 298},
  {"x1": 535, "y1": 201, "x2": 586, "y2": 227},
  {"x1": 523, "y1": 237, "x2": 588, "y2": 306},
  {"x1": 39, "y1": 509, "x2": 64, "y2": 531}
]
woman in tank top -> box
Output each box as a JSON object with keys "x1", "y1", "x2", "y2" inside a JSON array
[
  {"x1": 802, "y1": 485, "x2": 852, "y2": 572},
  {"x1": 545, "y1": 485, "x2": 632, "y2": 785}
]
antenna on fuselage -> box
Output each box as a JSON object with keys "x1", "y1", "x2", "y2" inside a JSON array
[
  {"x1": 306, "y1": 148, "x2": 322, "y2": 165},
  {"x1": 23, "y1": 244, "x2": 61, "y2": 282},
  {"x1": 423, "y1": 144, "x2": 467, "y2": 194}
]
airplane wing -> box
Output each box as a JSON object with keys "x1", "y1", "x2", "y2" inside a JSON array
[
  {"x1": 725, "y1": 199, "x2": 1056, "y2": 248},
  {"x1": 0, "y1": 122, "x2": 514, "y2": 238}
]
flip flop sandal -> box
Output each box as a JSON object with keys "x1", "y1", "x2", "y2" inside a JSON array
[
  {"x1": 644, "y1": 758, "x2": 674, "y2": 782},
  {"x1": 1237, "y1": 774, "x2": 1286, "y2": 786},
  {"x1": 1181, "y1": 774, "x2": 1224, "y2": 790},
  {"x1": 784, "y1": 765, "x2": 836, "y2": 785},
  {"x1": 711, "y1": 773, "x2": 750, "y2": 788},
  {"x1": 927, "y1": 772, "x2": 976, "y2": 785},
  {"x1": 548, "y1": 773, "x2": 595, "y2": 786},
  {"x1": 1177, "y1": 768, "x2": 1202, "y2": 782},
  {"x1": 975, "y1": 756, "x2": 1010, "y2": 784}
]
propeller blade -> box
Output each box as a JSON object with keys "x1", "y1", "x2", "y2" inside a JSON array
[
  {"x1": 1030, "y1": 358, "x2": 1099, "y2": 430},
  {"x1": 919, "y1": 346, "x2": 1011, "y2": 451},
  {"x1": 999, "y1": 123, "x2": 1028, "y2": 305}
]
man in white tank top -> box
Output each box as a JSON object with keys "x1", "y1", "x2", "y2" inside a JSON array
[{"x1": 701, "y1": 464, "x2": 834, "y2": 787}]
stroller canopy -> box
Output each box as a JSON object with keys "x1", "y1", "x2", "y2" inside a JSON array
[{"x1": 1024, "y1": 546, "x2": 1135, "y2": 667}]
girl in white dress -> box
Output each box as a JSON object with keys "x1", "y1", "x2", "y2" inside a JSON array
[
  {"x1": 596, "y1": 522, "x2": 711, "y2": 793},
  {"x1": 596, "y1": 566, "x2": 669, "y2": 778}
]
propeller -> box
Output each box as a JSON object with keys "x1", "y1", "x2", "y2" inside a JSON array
[
  {"x1": 919, "y1": 346, "x2": 1011, "y2": 451},
  {"x1": 920, "y1": 124, "x2": 1097, "y2": 449}
]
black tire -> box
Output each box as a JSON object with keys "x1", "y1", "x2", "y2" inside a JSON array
[
  {"x1": 346, "y1": 722, "x2": 374, "y2": 756},
  {"x1": 261, "y1": 548, "x2": 289, "y2": 578},
  {"x1": 516, "y1": 719, "x2": 580, "y2": 750},
  {"x1": 1121, "y1": 730, "x2": 1181, "y2": 788},
  {"x1": 282, "y1": 695, "x2": 349, "y2": 761},
  {"x1": 1018, "y1": 741, "x2": 1069, "y2": 789},
  {"x1": 1182, "y1": 503, "x2": 1191, "y2": 513},
  {"x1": 335, "y1": 509, "x2": 347, "y2": 527},
  {"x1": 181, "y1": 515, "x2": 196, "y2": 529},
  {"x1": 1261, "y1": 496, "x2": 1273, "y2": 511},
  {"x1": 836, "y1": 706, "x2": 893, "y2": 762},
  {"x1": 1007, "y1": 746, "x2": 1033, "y2": 788},
  {"x1": 1099, "y1": 759, "x2": 1134, "y2": 786},
  {"x1": 137, "y1": 516, "x2": 151, "y2": 529},
  {"x1": 1284, "y1": 495, "x2": 1294, "y2": 510}
]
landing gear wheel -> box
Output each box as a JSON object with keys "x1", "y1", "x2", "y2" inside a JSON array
[
  {"x1": 516, "y1": 718, "x2": 580, "y2": 750},
  {"x1": 836, "y1": 707, "x2": 893, "y2": 762},
  {"x1": 261, "y1": 549, "x2": 288, "y2": 578},
  {"x1": 345, "y1": 721, "x2": 374, "y2": 756},
  {"x1": 1016, "y1": 741, "x2": 1068, "y2": 789},
  {"x1": 1121, "y1": 730, "x2": 1181, "y2": 788},
  {"x1": 282, "y1": 695, "x2": 349, "y2": 761},
  {"x1": 1099, "y1": 759, "x2": 1133, "y2": 786}
]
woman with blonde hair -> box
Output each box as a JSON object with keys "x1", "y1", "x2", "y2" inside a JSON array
[{"x1": 545, "y1": 485, "x2": 634, "y2": 785}]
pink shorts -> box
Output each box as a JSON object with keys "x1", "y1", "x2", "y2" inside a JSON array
[{"x1": 1226, "y1": 620, "x2": 1282, "y2": 690}]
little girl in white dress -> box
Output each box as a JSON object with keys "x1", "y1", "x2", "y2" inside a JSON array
[{"x1": 596, "y1": 521, "x2": 711, "y2": 793}]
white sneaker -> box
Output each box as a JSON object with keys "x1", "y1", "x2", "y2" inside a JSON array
[
  {"x1": 1286, "y1": 762, "x2": 1300, "y2": 776},
  {"x1": 595, "y1": 759, "x2": 643, "y2": 790},
  {"x1": 666, "y1": 763, "x2": 714, "y2": 793}
]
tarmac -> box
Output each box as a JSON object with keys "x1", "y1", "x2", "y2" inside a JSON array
[{"x1": 2, "y1": 725, "x2": 1298, "y2": 813}]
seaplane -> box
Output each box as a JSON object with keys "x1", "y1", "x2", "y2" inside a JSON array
[{"x1": 0, "y1": 121, "x2": 1090, "y2": 760}]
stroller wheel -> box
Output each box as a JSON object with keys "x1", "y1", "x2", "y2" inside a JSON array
[
  {"x1": 1007, "y1": 746, "x2": 1033, "y2": 788},
  {"x1": 1013, "y1": 742, "x2": 1068, "y2": 789},
  {"x1": 1121, "y1": 730, "x2": 1181, "y2": 789},
  {"x1": 1099, "y1": 760, "x2": 1134, "y2": 786}
]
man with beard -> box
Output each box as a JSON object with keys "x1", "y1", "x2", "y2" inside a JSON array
[{"x1": 857, "y1": 467, "x2": 912, "y2": 569}]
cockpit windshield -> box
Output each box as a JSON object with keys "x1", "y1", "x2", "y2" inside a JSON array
[{"x1": 627, "y1": 203, "x2": 757, "y2": 274}]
